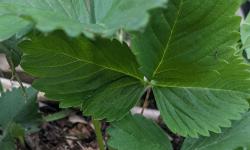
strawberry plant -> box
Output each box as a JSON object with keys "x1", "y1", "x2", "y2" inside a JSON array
[
  {"x1": 1, "y1": 0, "x2": 250, "y2": 150},
  {"x1": 0, "y1": 87, "x2": 41, "y2": 149}
]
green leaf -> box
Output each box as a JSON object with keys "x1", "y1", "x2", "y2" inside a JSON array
[
  {"x1": 0, "y1": 87, "x2": 41, "y2": 150},
  {"x1": 181, "y1": 112, "x2": 250, "y2": 150},
  {"x1": 0, "y1": 0, "x2": 167, "y2": 40},
  {"x1": 153, "y1": 87, "x2": 249, "y2": 137},
  {"x1": 82, "y1": 77, "x2": 145, "y2": 120},
  {"x1": 0, "y1": 19, "x2": 32, "y2": 68},
  {"x1": 0, "y1": 15, "x2": 30, "y2": 41},
  {"x1": 0, "y1": 87, "x2": 40, "y2": 128},
  {"x1": 0, "y1": 123, "x2": 26, "y2": 150},
  {"x1": 108, "y1": 114, "x2": 172, "y2": 150},
  {"x1": 8, "y1": 123, "x2": 25, "y2": 146},
  {"x1": 241, "y1": 13, "x2": 250, "y2": 59},
  {"x1": 22, "y1": 32, "x2": 142, "y2": 80},
  {"x1": 0, "y1": 38, "x2": 22, "y2": 67},
  {"x1": 0, "y1": 134, "x2": 15, "y2": 150},
  {"x1": 44, "y1": 109, "x2": 72, "y2": 122},
  {"x1": 20, "y1": 32, "x2": 145, "y2": 121},
  {"x1": 131, "y1": 0, "x2": 250, "y2": 137}
]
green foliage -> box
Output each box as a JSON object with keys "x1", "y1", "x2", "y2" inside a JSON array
[
  {"x1": 0, "y1": 38, "x2": 22, "y2": 67},
  {"x1": 0, "y1": 16, "x2": 30, "y2": 41},
  {"x1": 19, "y1": 0, "x2": 250, "y2": 138},
  {"x1": 153, "y1": 87, "x2": 249, "y2": 137},
  {"x1": 0, "y1": 0, "x2": 250, "y2": 149},
  {"x1": 131, "y1": 0, "x2": 250, "y2": 137},
  {"x1": 182, "y1": 112, "x2": 250, "y2": 150},
  {"x1": 108, "y1": 114, "x2": 172, "y2": 150},
  {"x1": 0, "y1": 87, "x2": 41, "y2": 150},
  {"x1": 44, "y1": 109, "x2": 72, "y2": 122},
  {"x1": 241, "y1": 12, "x2": 250, "y2": 59},
  {"x1": 0, "y1": 0, "x2": 167, "y2": 39},
  {"x1": 20, "y1": 32, "x2": 145, "y2": 121}
]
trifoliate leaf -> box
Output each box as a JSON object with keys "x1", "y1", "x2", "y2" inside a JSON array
[{"x1": 131, "y1": 0, "x2": 250, "y2": 137}]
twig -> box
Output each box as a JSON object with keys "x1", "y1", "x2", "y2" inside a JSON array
[
  {"x1": 6, "y1": 56, "x2": 27, "y2": 99},
  {"x1": 76, "y1": 141, "x2": 85, "y2": 150},
  {"x1": 141, "y1": 88, "x2": 151, "y2": 114}
]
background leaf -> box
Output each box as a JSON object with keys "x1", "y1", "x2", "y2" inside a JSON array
[
  {"x1": 0, "y1": 0, "x2": 167, "y2": 39},
  {"x1": 108, "y1": 114, "x2": 172, "y2": 150},
  {"x1": 0, "y1": 15, "x2": 30, "y2": 41},
  {"x1": 0, "y1": 87, "x2": 41, "y2": 150}
]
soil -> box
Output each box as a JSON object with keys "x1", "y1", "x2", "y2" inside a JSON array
[
  {"x1": 25, "y1": 119, "x2": 98, "y2": 150},
  {"x1": 15, "y1": 94, "x2": 184, "y2": 150},
  {"x1": 17, "y1": 103, "x2": 99, "y2": 150}
]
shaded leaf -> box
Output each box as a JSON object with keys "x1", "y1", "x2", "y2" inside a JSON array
[
  {"x1": 108, "y1": 114, "x2": 172, "y2": 150},
  {"x1": 21, "y1": 32, "x2": 142, "y2": 80},
  {"x1": 0, "y1": 38, "x2": 22, "y2": 67},
  {"x1": 21, "y1": 32, "x2": 145, "y2": 121}
]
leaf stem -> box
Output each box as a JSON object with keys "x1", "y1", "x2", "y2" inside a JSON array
[
  {"x1": 92, "y1": 119, "x2": 105, "y2": 150},
  {"x1": 141, "y1": 88, "x2": 151, "y2": 114},
  {"x1": 0, "y1": 80, "x2": 3, "y2": 92},
  {"x1": 6, "y1": 56, "x2": 27, "y2": 99}
]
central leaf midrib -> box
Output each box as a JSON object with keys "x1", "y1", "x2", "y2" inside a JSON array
[
  {"x1": 59, "y1": 52, "x2": 143, "y2": 81},
  {"x1": 152, "y1": 0, "x2": 184, "y2": 77}
]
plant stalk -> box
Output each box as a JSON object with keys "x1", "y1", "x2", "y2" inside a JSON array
[
  {"x1": 7, "y1": 56, "x2": 27, "y2": 99},
  {"x1": 0, "y1": 80, "x2": 3, "y2": 92},
  {"x1": 92, "y1": 119, "x2": 105, "y2": 150},
  {"x1": 141, "y1": 88, "x2": 151, "y2": 114}
]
